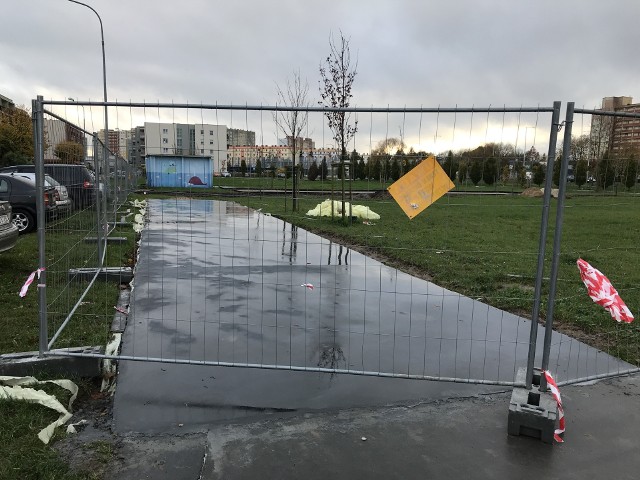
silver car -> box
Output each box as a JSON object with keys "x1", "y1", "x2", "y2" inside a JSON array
[{"x1": 0, "y1": 201, "x2": 19, "y2": 252}]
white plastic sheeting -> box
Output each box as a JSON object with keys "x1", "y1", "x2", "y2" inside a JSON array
[
  {"x1": 306, "y1": 200, "x2": 380, "y2": 220},
  {"x1": 0, "y1": 376, "x2": 78, "y2": 444}
]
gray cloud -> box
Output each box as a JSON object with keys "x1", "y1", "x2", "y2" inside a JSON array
[{"x1": 2, "y1": 0, "x2": 639, "y2": 152}]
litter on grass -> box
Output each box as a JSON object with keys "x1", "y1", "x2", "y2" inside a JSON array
[
  {"x1": 306, "y1": 200, "x2": 380, "y2": 220},
  {"x1": 0, "y1": 376, "x2": 78, "y2": 444}
]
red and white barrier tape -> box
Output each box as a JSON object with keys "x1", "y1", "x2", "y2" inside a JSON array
[
  {"x1": 300, "y1": 283, "x2": 314, "y2": 290},
  {"x1": 19, "y1": 268, "x2": 45, "y2": 298},
  {"x1": 543, "y1": 370, "x2": 565, "y2": 443}
]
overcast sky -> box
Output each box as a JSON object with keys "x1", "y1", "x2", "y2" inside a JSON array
[{"x1": 2, "y1": 0, "x2": 639, "y2": 153}]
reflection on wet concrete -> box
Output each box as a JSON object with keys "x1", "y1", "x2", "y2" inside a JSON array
[{"x1": 114, "y1": 198, "x2": 631, "y2": 433}]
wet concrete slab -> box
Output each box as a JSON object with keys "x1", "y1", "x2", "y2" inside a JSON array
[{"x1": 113, "y1": 199, "x2": 630, "y2": 433}]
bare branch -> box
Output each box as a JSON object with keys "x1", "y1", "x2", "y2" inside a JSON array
[{"x1": 319, "y1": 31, "x2": 358, "y2": 156}]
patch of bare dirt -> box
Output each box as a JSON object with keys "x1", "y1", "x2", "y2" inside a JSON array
[{"x1": 53, "y1": 381, "x2": 121, "y2": 479}]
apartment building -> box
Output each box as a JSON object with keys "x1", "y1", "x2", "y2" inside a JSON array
[
  {"x1": 0, "y1": 93, "x2": 15, "y2": 113},
  {"x1": 44, "y1": 119, "x2": 86, "y2": 161},
  {"x1": 144, "y1": 122, "x2": 227, "y2": 173},
  {"x1": 227, "y1": 128, "x2": 255, "y2": 147},
  {"x1": 227, "y1": 145, "x2": 338, "y2": 171},
  {"x1": 593, "y1": 96, "x2": 640, "y2": 156}
]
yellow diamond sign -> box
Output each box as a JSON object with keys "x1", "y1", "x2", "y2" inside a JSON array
[{"x1": 387, "y1": 155, "x2": 455, "y2": 219}]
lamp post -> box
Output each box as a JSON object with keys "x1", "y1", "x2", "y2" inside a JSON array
[{"x1": 68, "y1": 0, "x2": 109, "y2": 199}]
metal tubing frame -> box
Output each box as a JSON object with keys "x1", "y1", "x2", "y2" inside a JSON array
[
  {"x1": 540, "y1": 102, "x2": 575, "y2": 389},
  {"x1": 574, "y1": 107, "x2": 640, "y2": 119},
  {"x1": 40, "y1": 100, "x2": 555, "y2": 114},
  {"x1": 33, "y1": 96, "x2": 48, "y2": 357},
  {"x1": 93, "y1": 135, "x2": 104, "y2": 264},
  {"x1": 525, "y1": 101, "x2": 561, "y2": 389},
  {"x1": 43, "y1": 350, "x2": 520, "y2": 387}
]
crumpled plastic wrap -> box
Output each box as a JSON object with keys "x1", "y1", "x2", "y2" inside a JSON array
[
  {"x1": 0, "y1": 376, "x2": 78, "y2": 444},
  {"x1": 306, "y1": 200, "x2": 380, "y2": 220}
]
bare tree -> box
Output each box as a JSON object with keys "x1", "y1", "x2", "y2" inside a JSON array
[
  {"x1": 319, "y1": 31, "x2": 358, "y2": 221},
  {"x1": 274, "y1": 71, "x2": 309, "y2": 211},
  {"x1": 372, "y1": 137, "x2": 406, "y2": 156}
]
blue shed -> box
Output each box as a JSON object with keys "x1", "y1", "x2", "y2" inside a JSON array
[{"x1": 146, "y1": 155, "x2": 212, "y2": 188}]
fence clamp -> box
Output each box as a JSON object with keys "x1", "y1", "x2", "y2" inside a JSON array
[{"x1": 555, "y1": 121, "x2": 566, "y2": 132}]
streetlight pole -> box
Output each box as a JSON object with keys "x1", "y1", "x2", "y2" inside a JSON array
[{"x1": 68, "y1": 0, "x2": 109, "y2": 203}]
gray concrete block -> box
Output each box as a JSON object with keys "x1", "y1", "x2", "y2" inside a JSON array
[
  {"x1": 0, "y1": 346, "x2": 103, "y2": 378},
  {"x1": 68, "y1": 267, "x2": 133, "y2": 283},
  {"x1": 507, "y1": 368, "x2": 558, "y2": 444},
  {"x1": 110, "y1": 219, "x2": 133, "y2": 227},
  {"x1": 84, "y1": 236, "x2": 128, "y2": 244},
  {"x1": 111, "y1": 289, "x2": 131, "y2": 333}
]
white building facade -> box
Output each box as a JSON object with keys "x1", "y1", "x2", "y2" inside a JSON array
[{"x1": 144, "y1": 122, "x2": 228, "y2": 174}]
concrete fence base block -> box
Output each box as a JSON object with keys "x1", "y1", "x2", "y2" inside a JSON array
[
  {"x1": 111, "y1": 288, "x2": 131, "y2": 333},
  {"x1": 109, "y1": 220, "x2": 132, "y2": 227},
  {"x1": 84, "y1": 236, "x2": 128, "y2": 244},
  {"x1": 0, "y1": 346, "x2": 104, "y2": 378},
  {"x1": 68, "y1": 267, "x2": 133, "y2": 283},
  {"x1": 508, "y1": 368, "x2": 558, "y2": 444}
]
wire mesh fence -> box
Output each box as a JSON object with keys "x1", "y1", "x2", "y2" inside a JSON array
[
  {"x1": 548, "y1": 106, "x2": 640, "y2": 385},
  {"x1": 31, "y1": 99, "x2": 636, "y2": 387},
  {"x1": 30, "y1": 101, "x2": 139, "y2": 355}
]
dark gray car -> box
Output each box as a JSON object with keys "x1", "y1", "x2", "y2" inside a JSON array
[
  {"x1": 0, "y1": 174, "x2": 57, "y2": 233},
  {"x1": 0, "y1": 164, "x2": 96, "y2": 209}
]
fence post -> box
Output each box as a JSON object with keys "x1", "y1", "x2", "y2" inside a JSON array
[
  {"x1": 540, "y1": 102, "x2": 574, "y2": 389},
  {"x1": 32, "y1": 96, "x2": 48, "y2": 357},
  {"x1": 93, "y1": 134, "x2": 105, "y2": 264},
  {"x1": 525, "y1": 101, "x2": 561, "y2": 389}
]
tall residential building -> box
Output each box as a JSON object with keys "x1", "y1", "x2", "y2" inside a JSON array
[
  {"x1": 128, "y1": 126, "x2": 146, "y2": 169},
  {"x1": 97, "y1": 129, "x2": 120, "y2": 162},
  {"x1": 608, "y1": 99, "x2": 640, "y2": 155},
  {"x1": 44, "y1": 119, "x2": 86, "y2": 161},
  {"x1": 601, "y1": 96, "x2": 632, "y2": 111},
  {"x1": 144, "y1": 122, "x2": 227, "y2": 171},
  {"x1": 592, "y1": 96, "x2": 640, "y2": 157},
  {"x1": 284, "y1": 136, "x2": 315, "y2": 151},
  {"x1": 117, "y1": 130, "x2": 131, "y2": 160},
  {"x1": 227, "y1": 128, "x2": 256, "y2": 146}
]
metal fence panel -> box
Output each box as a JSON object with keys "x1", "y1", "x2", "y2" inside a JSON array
[{"x1": 32, "y1": 100, "x2": 634, "y2": 387}]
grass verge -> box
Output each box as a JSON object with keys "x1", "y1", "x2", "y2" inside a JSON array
[
  {"x1": 1, "y1": 201, "x2": 138, "y2": 480},
  {"x1": 0, "y1": 377, "x2": 104, "y2": 480}
]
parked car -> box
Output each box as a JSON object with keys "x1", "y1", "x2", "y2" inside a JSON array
[
  {"x1": 0, "y1": 201, "x2": 19, "y2": 252},
  {"x1": 0, "y1": 164, "x2": 97, "y2": 209},
  {"x1": 221, "y1": 171, "x2": 231, "y2": 177},
  {"x1": 0, "y1": 173, "x2": 57, "y2": 233},
  {"x1": 6, "y1": 172, "x2": 72, "y2": 214}
]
